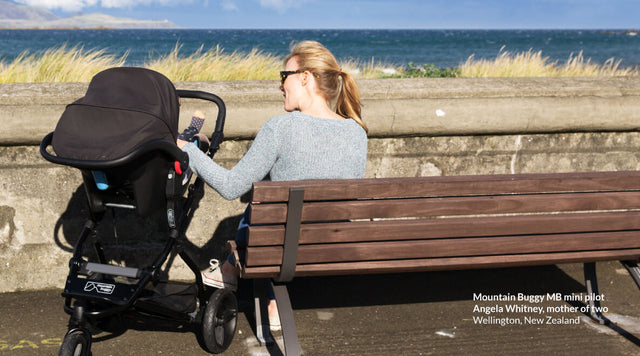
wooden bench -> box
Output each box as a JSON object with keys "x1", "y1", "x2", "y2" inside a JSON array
[{"x1": 227, "y1": 171, "x2": 640, "y2": 355}]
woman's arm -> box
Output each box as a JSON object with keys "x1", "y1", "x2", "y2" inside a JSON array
[{"x1": 180, "y1": 119, "x2": 280, "y2": 200}]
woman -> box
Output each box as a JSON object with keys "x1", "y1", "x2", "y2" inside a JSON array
[{"x1": 177, "y1": 40, "x2": 368, "y2": 329}]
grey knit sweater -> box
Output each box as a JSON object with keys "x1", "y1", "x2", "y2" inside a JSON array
[{"x1": 182, "y1": 111, "x2": 368, "y2": 200}]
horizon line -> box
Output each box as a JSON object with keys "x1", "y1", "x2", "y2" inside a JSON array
[{"x1": 2, "y1": 27, "x2": 639, "y2": 31}]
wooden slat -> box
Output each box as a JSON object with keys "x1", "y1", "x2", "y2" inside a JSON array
[
  {"x1": 249, "y1": 191, "x2": 640, "y2": 224},
  {"x1": 239, "y1": 248, "x2": 640, "y2": 278},
  {"x1": 247, "y1": 211, "x2": 640, "y2": 246},
  {"x1": 244, "y1": 230, "x2": 640, "y2": 266},
  {"x1": 243, "y1": 172, "x2": 640, "y2": 280},
  {"x1": 251, "y1": 171, "x2": 640, "y2": 202}
]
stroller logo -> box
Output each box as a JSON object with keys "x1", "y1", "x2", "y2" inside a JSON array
[{"x1": 84, "y1": 281, "x2": 116, "y2": 295}]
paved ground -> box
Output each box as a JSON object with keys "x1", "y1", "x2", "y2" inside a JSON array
[{"x1": 2, "y1": 261, "x2": 640, "y2": 355}]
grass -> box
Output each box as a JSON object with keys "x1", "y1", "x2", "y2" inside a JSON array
[
  {"x1": 0, "y1": 45, "x2": 127, "y2": 83},
  {"x1": 144, "y1": 44, "x2": 282, "y2": 81},
  {"x1": 459, "y1": 46, "x2": 638, "y2": 77},
  {"x1": 0, "y1": 44, "x2": 638, "y2": 83}
]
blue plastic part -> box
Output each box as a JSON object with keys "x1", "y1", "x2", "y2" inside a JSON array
[{"x1": 92, "y1": 171, "x2": 109, "y2": 190}]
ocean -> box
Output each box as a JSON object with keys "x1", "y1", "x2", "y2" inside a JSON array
[{"x1": 0, "y1": 29, "x2": 638, "y2": 69}]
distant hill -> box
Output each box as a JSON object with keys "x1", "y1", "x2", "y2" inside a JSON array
[
  {"x1": 0, "y1": 0, "x2": 58, "y2": 21},
  {"x1": 0, "y1": 0, "x2": 179, "y2": 29}
]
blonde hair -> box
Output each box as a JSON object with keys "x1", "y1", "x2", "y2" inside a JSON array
[{"x1": 284, "y1": 41, "x2": 367, "y2": 132}]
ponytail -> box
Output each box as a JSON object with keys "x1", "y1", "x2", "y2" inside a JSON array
[{"x1": 337, "y1": 71, "x2": 367, "y2": 132}]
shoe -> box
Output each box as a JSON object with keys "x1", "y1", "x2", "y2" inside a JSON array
[
  {"x1": 268, "y1": 301, "x2": 281, "y2": 331},
  {"x1": 201, "y1": 259, "x2": 237, "y2": 291},
  {"x1": 269, "y1": 312, "x2": 281, "y2": 331}
]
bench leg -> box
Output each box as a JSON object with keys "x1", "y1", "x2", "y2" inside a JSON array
[
  {"x1": 253, "y1": 279, "x2": 274, "y2": 345},
  {"x1": 620, "y1": 260, "x2": 640, "y2": 290},
  {"x1": 271, "y1": 281, "x2": 302, "y2": 356},
  {"x1": 583, "y1": 262, "x2": 609, "y2": 325}
]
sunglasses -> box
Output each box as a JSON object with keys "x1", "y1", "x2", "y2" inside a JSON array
[{"x1": 280, "y1": 70, "x2": 303, "y2": 85}]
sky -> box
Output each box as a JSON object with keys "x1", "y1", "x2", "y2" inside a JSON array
[{"x1": 13, "y1": 0, "x2": 640, "y2": 29}]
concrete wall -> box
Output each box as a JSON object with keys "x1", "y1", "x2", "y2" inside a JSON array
[{"x1": 1, "y1": 77, "x2": 640, "y2": 293}]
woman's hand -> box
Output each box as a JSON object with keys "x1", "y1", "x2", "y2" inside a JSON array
[{"x1": 177, "y1": 134, "x2": 208, "y2": 149}]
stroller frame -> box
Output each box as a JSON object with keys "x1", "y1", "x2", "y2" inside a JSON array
[{"x1": 41, "y1": 89, "x2": 236, "y2": 355}]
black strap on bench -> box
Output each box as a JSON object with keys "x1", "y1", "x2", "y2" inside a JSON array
[
  {"x1": 275, "y1": 187, "x2": 305, "y2": 283},
  {"x1": 272, "y1": 281, "x2": 302, "y2": 355},
  {"x1": 263, "y1": 187, "x2": 304, "y2": 355},
  {"x1": 583, "y1": 262, "x2": 609, "y2": 325}
]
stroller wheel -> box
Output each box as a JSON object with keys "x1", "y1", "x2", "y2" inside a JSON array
[
  {"x1": 59, "y1": 330, "x2": 91, "y2": 356},
  {"x1": 201, "y1": 288, "x2": 238, "y2": 353}
]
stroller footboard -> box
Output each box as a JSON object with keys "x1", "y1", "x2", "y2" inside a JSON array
[{"x1": 82, "y1": 262, "x2": 141, "y2": 279}]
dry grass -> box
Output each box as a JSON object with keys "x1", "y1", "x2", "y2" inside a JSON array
[
  {"x1": 0, "y1": 45, "x2": 127, "y2": 83},
  {"x1": 459, "y1": 47, "x2": 639, "y2": 77},
  {"x1": 143, "y1": 45, "x2": 401, "y2": 81},
  {"x1": 0, "y1": 44, "x2": 638, "y2": 83},
  {"x1": 144, "y1": 44, "x2": 282, "y2": 81},
  {"x1": 0, "y1": 43, "x2": 402, "y2": 82}
]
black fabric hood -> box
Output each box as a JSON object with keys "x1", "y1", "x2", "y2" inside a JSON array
[{"x1": 52, "y1": 67, "x2": 179, "y2": 161}]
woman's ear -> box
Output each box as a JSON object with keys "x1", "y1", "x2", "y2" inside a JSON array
[{"x1": 302, "y1": 70, "x2": 317, "y2": 87}]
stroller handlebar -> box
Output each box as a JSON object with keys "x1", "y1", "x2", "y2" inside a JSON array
[
  {"x1": 176, "y1": 89, "x2": 226, "y2": 158},
  {"x1": 176, "y1": 89, "x2": 226, "y2": 135},
  {"x1": 40, "y1": 132, "x2": 190, "y2": 172}
]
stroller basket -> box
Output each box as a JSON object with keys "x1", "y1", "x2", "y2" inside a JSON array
[{"x1": 40, "y1": 67, "x2": 236, "y2": 355}]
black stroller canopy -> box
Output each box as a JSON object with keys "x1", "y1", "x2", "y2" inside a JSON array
[{"x1": 52, "y1": 67, "x2": 179, "y2": 161}]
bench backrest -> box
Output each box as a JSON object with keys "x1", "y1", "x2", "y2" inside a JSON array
[{"x1": 234, "y1": 171, "x2": 640, "y2": 280}]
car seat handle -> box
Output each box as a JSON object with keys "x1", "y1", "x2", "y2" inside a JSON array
[{"x1": 40, "y1": 132, "x2": 189, "y2": 170}]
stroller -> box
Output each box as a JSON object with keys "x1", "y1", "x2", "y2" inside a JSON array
[{"x1": 40, "y1": 67, "x2": 237, "y2": 355}]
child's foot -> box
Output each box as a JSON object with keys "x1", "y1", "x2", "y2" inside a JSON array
[
  {"x1": 177, "y1": 111, "x2": 205, "y2": 141},
  {"x1": 190, "y1": 110, "x2": 205, "y2": 131}
]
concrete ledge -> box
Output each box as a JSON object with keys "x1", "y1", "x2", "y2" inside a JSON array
[{"x1": 2, "y1": 77, "x2": 640, "y2": 144}]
